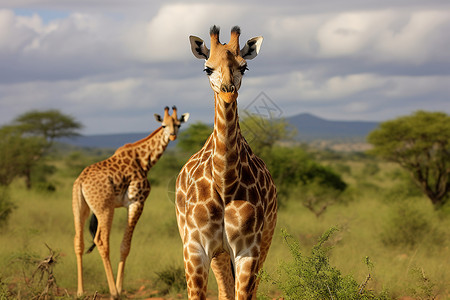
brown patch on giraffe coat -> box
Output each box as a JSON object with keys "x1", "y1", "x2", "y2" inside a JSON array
[
  {"x1": 193, "y1": 166, "x2": 204, "y2": 181},
  {"x1": 234, "y1": 184, "x2": 247, "y2": 200},
  {"x1": 193, "y1": 205, "x2": 208, "y2": 228},
  {"x1": 193, "y1": 276, "x2": 204, "y2": 289},
  {"x1": 212, "y1": 156, "x2": 225, "y2": 170},
  {"x1": 224, "y1": 169, "x2": 237, "y2": 183},
  {"x1": 205, "y1": 201, "x2": 223, "y2": 222},
  {"x1": 226, "y1": 109, "x2": 235, "y2": 122},
  {"x1": 196, "y1": 178, "x2": 211, "y2": 200}
]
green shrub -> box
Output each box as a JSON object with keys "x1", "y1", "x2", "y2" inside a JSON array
[
  {"x1": 361, "y1": 162, "x2": 380, "y2": 176},
  {"x1": 380, "y1": 204, "x2": 442, "y2": 248},
  {"x1": 155, "y1": 265, "x2": 186, "y2": 295},
  {"x1": 260, "y1": 228, "x2": 389, "y2": 300},
  {"x1": 262, "y1": 146, "x2": 347, "y2": 210},
  {"x1": 0, "y1": 187, "x2": 15, "y2": 228},
  {"x1": 406, "y1": 268, "x2": 437, "y2": 299}
]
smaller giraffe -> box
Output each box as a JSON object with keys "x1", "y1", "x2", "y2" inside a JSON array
[{"x1": 72, "y1": 106, "x2": 189, "y2": 299}]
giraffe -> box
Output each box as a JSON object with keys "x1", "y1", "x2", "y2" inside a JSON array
[
  {"x1": 72, "y1": 106, "x2": 189, "y2": 299},
  {"x1": 175, "y1": 26, "x2": 277, "y2": 299}
]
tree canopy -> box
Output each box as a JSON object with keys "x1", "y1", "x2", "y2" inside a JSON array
[
  {"x1": 0, "y1": 126, "x2": 45, "y2": 186},
  {"x1": 176, "y1": 122, "x2": 213, "y2": 154},
  {"x1": 262, "y1": 146, "x2": 347, "y2": 215},
  {"x1": 367, "y1": 110, "x2": 450, "y2": 208},
  {"x1": 1, "y1": 109, "x2": 83, "y2": 188},
  {"x1": 240, "y1": 114, "x2": 297, "y2": 154},
  {"x1": 14, "y1": 109, "x2": 82, "y2": 148}
]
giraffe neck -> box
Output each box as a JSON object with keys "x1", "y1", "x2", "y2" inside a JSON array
[
  {"x1": 212, "y1": 92, "x2": 241, "y2": 194},
  {"x1": 118, "y1": 127, "x2": 170, "y2": 173}
]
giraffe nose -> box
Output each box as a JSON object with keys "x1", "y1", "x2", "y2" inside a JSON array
[{"x1": 220, "y1": 83, "x2": 235, "y2": 93}]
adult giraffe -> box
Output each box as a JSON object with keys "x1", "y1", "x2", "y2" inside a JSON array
[
  {"x1": 176, "y1": 26, "x2": 277, "y2": 299},
  {"x1": 73, "y1": 106, "x2": 189, "y2": 299}
]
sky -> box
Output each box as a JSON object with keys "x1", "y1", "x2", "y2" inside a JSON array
[{"x1": 1, "y1": 0, "x2": 449, "y2": 135}]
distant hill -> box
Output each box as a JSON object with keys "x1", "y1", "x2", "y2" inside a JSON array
[
  {"x1": 287, "y1": 113, "x2": 379, "y2": 140},
  {"x1": 59, "y1": 113, "x2": 380, "y2": 149},
  {"x1": 58, "y1": 132, "x2": 154, "y2": 149}
]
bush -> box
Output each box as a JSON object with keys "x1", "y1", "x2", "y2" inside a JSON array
[
  {"x1": 260, "y1": 228, "x2": 389, "y2": 300},
  {"x1": 0, "y1": 187, "x2": 15, "y2": 228},
  {"x1": 262, "y1": 146, "x2": 347, "y2": 210},
  {"x1": 155, "y1": 265, "x2": 186, "y2": 295},
  {"x1": 380, "y1": 204, "x2": 443, "y2": 248}
]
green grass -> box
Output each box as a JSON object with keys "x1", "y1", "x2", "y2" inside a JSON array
[{"x1": 1, "y1": 157, "x2": 450, "y2": 299}]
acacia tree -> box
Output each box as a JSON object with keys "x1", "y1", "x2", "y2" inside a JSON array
[
  {"x1": 367, "y1": 110, "x2": 450, "y2": 208},
  {"x1": 3, "y1": 109, "x2": 83, "y2": 189},
  {"x1": 14, "y1": 109, "x2": 82, "y2": 149},
  {"x1": 240, "y1": 114, "x2": 297, "y2": 154},
  {"x1": 0, "y1": 126, "x2": 45, "y2": 186}
]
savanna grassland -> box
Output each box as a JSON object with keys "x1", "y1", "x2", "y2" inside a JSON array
[{"x1": 0, "y1": 149, "x2": 449, "y2": 299}]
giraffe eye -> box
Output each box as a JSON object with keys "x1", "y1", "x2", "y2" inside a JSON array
[
  {"x1": 162, "y1": 125, "x2": 166, "y2": 128},
  {"x1": 203, "y1": 67, "x2": 214, "y2": 76},
  {"x1": 240, "y1": 65, "x2": 249, "y2": 75}
]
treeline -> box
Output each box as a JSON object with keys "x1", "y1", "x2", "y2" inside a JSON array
[{"x1": 1, "y1": 109, "x2": 449, "y2": 226}]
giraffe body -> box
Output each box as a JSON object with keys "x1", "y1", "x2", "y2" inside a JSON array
[
  {"x1": 176, "y1": 26, "x2": 277, "y2": 300},
  {"x1": 73, "y1": 107, "x2": 188, "y2": 299}
]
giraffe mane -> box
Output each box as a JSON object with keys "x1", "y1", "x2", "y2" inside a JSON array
[{"x1": 115, "y1": 126, "x2": 163, "y2": 153}]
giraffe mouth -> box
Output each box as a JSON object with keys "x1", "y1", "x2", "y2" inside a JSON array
[
  {"x1": 169, "y1": 135, "x2": 176, "y2": 141},
  {"x1": 219, "y1": 91, "x2": 238, "y2": 103}
]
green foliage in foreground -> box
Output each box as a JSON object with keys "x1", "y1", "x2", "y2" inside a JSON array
[{"x1": 260, "y1": 228, "x2": 389, "y2": 300}]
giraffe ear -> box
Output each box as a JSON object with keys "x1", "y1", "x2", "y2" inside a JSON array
[
  {"x1": 180, "y1": 113, "x2": 190, "y2": 123},
  {"x1": 240, "y1": 36, "x2": 263, "y2": 60},
  {"x1": 154, "y1": 114, "x2": 163, "y2": 122},
  {"x1": 189, "y1": 36, "x2": 209, "y2": 59}
]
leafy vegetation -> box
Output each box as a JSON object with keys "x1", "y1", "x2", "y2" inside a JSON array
[
  {"x1": 260, "y1": 228, "x2": 389, "y2": 299},
  {"x1": 0, "y1": 186, "x2": 15, "y2": 228},
  {"x1": 261, "y1": 146, "x2": 348, "y2": 214},
  {"x1": 155, "y1": 265, "x2": 187, "y2": 295},
  {"x1": 0, "y1": 110, "x2": 449, "y2": 298},
  {"x1": 0, "y1": 109, "x2": 82, "y2": 189},
  {"x1": 368, "y1": 110, "x2": 450, "y2": 208},
  {"x1": 176, "y1": 121, "x2": 213, "y2": 155}
]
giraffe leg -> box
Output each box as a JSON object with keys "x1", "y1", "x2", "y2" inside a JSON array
[
  {"x1": 224, "y1": 201, "x2": 262, "y2": 299},
  {"x1": 234, "y1": 255, "x2": 259, "y2": 300},
  {"x1": 116, "y1": 201, "x2": 144, "y2": 294},
  {"x1": 93, "y1": 207, "x2": 119, "y2": 299},
  {"x1": 211, "y1": 252, "x2": 235, "y2": 300},
  {"x1": 72, "y1": 182, "x2": 90, "y2": 297},
  {"x1": 183, "y1": 243, "x2": 210, "y2": 300},
  {"x1": 252, "y1": 215, "x2": 277, "y2": 298}
]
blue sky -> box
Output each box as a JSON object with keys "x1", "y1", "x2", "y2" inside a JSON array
[{"x1": 1, "y1": 0, "x2": 449, "y2": 134}]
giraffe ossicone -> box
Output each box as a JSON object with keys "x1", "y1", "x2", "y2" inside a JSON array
[
  {"x1": 72, "y1": 106, "x2": 188, "y2": 299},
  {"x1": 176, "y1": 25, "x2": 277, "y2": 300}
]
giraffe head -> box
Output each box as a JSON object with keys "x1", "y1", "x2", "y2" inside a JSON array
[
  {"x1": 154, "y1": 106, "x2": 189, "y2": 141},
  {"x1": 189, "y1": 25, "x2": 263, "y2": 103}
]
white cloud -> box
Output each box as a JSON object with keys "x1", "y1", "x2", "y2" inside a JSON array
[
  {"x1": 269, "y1": 72, "x2": 385, "y2": 101},
  {"x1": 265, "y1": 9, "x2": 450, "y2": 65},
  {"x1": 130, "y1": 3, "x2": 251, "y2": 62},
  {"x1": 381, "y1": 75, "x2": 450, "y2": 98},
  {"x1": 1, "y1": 2, "x2": 449, "y2": 134},
  {"x1": 66, "y1": 78, "x2": 144, "y2": 109}
]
